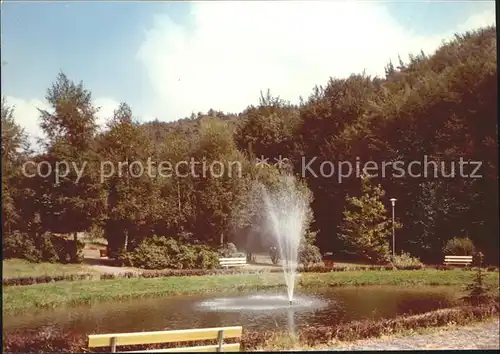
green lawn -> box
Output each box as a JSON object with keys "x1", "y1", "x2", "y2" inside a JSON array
[
  {"x1": 2, "y1": 259, "x2": 98, "y2": 278},
  {"x1": 3, "y1": 269, "x2": 498, "y2": 314}
]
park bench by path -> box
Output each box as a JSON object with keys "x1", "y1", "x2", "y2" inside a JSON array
[
  {"x1": 88, "y1": 326, "x2": 243, "y2": 352},
  {"x1": 443, "y1": 255, "x2": 473, "y2": 267},
  {"x1": 219, "y1": 256, "x2": 247, "y2": 268}
]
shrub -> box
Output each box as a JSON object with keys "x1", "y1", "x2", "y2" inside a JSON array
[
  {"x1": 38, "y1": 232, "x2": 60, "y2": 263},
  {"x1": 443, "y1": 237, "x2": 475, "y2": 256},
  {"x1": 196, "y1": 245, "x2": 219, "y2": 269},
  {"x1": 3, "y1": 273, "x2": 94, "y2": 286},
  {"x1": 3, "y1": 231, "x2": 42, "y2": 262},
  {"x1": 125, "y1": 236, "x2": 219, "y2": 270},
  {"x1": 2, "y1": 231, "x2": 83, "y2": 264},
  {"x1": 50, "y1": 235, "x2": 85, "y2": 264},
  {"x1": 299, "y1": 243, "x2": 323, "y2": 266},
  {"x1": 218, "y1": 242, "x2": 238, "y2": 257},
  {"x1": 462, "y1": 253, "x2": 494, "y2": 306},
  {"x1": 3, "y1": 327, "x2": 87, "y2": 353},
  {"x1": 86, "y1": 225, "x2": 105, "y2": 243},
  {"x1": 391, "y1": 252, "x2": 424, "y2": 270}
]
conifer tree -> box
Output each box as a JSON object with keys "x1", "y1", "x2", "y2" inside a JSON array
[{"x1": 338, "y1": 174, "x2": 398, "y2": 263}]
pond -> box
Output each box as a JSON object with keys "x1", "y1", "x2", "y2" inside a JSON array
[{"x1": 3, "y1": 286, "x2": 458, "y2": 334}]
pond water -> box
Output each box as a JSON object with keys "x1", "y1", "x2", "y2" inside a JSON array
[{"x1": 3, "y1": 286, "x2": 457, "y2": 334}]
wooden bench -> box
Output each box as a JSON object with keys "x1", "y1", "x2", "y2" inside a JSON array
[
  {"x1": 219, "y1": 257, "x2": 247, "y2": 268},
  {"x1": 88, "y1": 326, "x2": 243, "y2": 353},
  {"x1": 444, "y1": 255, "x2": 473, "y2": 266}
]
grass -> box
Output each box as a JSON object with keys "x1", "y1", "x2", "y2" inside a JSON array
[
  {"x1": 2, "y1": 259, "x2": 99, "y2": 278},
  {"x1": 3, "y1": 269, "x2": 499, "y2": 314},
  {"x1": 259, "y1": 315, "x2": 499, "y2": 351}
]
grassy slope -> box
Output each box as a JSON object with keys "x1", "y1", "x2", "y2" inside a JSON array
[
  {"x1": 3, "y1": 259, "x2": 99, "y2": 278},
  {"x1": 3, "y1": 269, "x2": 499, "y2": 314}
]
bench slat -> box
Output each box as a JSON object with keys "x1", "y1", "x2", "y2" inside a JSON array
[
  {"x1": 219, "y1": 258, "x2": 246, "y2": 262},
  {"x1": 88, "y1": 326, "x2": 242, "y2": 348},
  {"x1": 123, "y1": 343, "x2": 241, "y2": 353},
  {"x1": 444, "y1": 256, "x2": 473, "y2": 259},
  {"x1": 219, "y1": 257, "x2": 246, "y2": 268},
  {"x1": 445, "y1": 259, "x2": 472, "y2": 262}
]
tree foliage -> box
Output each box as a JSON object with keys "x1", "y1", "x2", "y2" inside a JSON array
[
  {"x1": 2, "y1": 27, "x2": 498, "y2": 266},
  {"x1": 338, "y1": 175, "x2": 398, "y2": 263}
]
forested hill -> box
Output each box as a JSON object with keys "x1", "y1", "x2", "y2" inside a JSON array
[{"x1": 2, "y1": 26, "x2": 498, "y2": 265}]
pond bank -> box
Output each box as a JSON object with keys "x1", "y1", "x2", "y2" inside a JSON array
[
  {"x1": 258, "y1": 305, "x2": 499, "y2": 351},
  {"x1": 324, "y1": 318, "x2": 500, "y2": 350},
  {"x1": 3, "y1": 269, "x2": 499, "y2": 314},
  {"x1": 3, "y1": 304, "x2": 497, "y2": 353}
]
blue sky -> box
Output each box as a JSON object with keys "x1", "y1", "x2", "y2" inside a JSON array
[{"x1": 1, "y1": 1, "x2": 496, "y2": 145}]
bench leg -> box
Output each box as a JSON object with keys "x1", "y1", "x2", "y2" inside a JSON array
[
  {"x1": 216, "y1": 330, "x2": 224, "y2": 352},
  {"x1": 110, "y1": 337, "x2": 117, "y2": 353}
]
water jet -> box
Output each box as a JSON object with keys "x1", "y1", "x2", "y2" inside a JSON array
[{"x1": 260, "y1": 175, "x2": 307, "y2": 304}]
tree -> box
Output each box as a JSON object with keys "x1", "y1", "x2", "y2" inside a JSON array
[
  {"x1": 462, "y1": 252, "x2": 493, "y2": 306},
  {"x1": 36, "y1": 73, "x2": 105, "y2": 261},
  {"x1": 338, "y1": 174, "x2": 397, "y2": 263},
  {"x1": 1, "y1": 98, "x2": 29, "y2": 233},
  {"x1": 99, "y1": 102, "x2": 157, "y2": 255}
]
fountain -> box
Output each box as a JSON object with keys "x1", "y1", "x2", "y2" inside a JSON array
[
  {"x1": 196, "y1": 175, "x2": 325, "y2": 332},
  {"x1": 259, "y1": 175, "x2": 308, "y2": 304}
]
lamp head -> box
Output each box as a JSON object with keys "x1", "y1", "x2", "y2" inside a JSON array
[{"x1": 390, "y1": 198, "x2": 397, "y2": 206}]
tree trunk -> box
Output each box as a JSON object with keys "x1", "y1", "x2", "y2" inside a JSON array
[
  {"x1": 177, "y1": 180, "x2": 181, "y2": 213},
  {"x1": 124, "y1": 228, "x2": 129, "y2": 252},
  {"x1": 72, "y1": 231, "x2": 78, "y2": 263}
]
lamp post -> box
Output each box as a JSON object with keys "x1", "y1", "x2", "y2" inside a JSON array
[{"x1": 390, "y1": 198, "x2": 397, "y2": 257}]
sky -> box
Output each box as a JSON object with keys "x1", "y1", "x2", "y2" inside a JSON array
[{"x1": 1, "y1": 1, "x2": 496, "y2": 147}]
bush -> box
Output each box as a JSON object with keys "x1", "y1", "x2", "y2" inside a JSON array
[
  {"x1": 218, "y1": 242, "x2": 238, "y2": 257},
  {"x1": 37, "y1": 233, "x2": 60, "y2": 263},
  {"x1": 196, "y1": 245, "x2": 219, "y2": 269},
  {"x1": 50, "y1": 235, "x2": 85, "y2": 264},
  {"x1": 299, "y1": 243, "x2": 323, "y2": 266},
  {"x1": 3, "y1": 231, "x2": 42, "y2": 262},
  {"x1": 443, "y1": 237, "x2": 475, "y2": 256},
  {"x1": 3, "y1": 327, "x2": 87, "y2": 353},
  {"x1": 391, "y1": 252, "x2": 424, "y2": 270},
  {"x1": 125, "y1": 236, "x2": 219, "y2": 270},
  {"x1": 3, "y1": 273, "x2": 93, "y2": 286},
  {"x1": 462, "y1": 253, "x2": 495, "y2": 306},
  {"x1": 2, "y1": 231, "x2": 83, "y2": 263}
]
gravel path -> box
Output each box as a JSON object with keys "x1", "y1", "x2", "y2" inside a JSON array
[
  {"x1": 82, "y1": 248, "x2": 140, "y2": 275},
  {"x1": 326, "y1": 319, "x2": 500, "y2": 350}
]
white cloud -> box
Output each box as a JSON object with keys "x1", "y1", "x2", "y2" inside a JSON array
[
  {"x1": 5, "y1": 1, "x2": 496, "y2": 144},
  {"x1": 457, "y1": 9, "x2": 496, "y2": 32},
  {"x1": 137, "y1": 1, "x2": 496, "y2": 121},
  {"x1": 94, "y1": 97, "x2": 121, "y2": 127},
  {"x1": 4, "y1": 96, "x2": 50, "y2": 150},
  {"x1": 4, "y1": 95, "x2": 120, "y2": 150}
]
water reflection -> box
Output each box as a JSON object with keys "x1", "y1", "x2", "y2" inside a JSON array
[
  {"x1": 3, "y1": 286, "x2": 456, "y2": 334},
  {"x1": 287, "y1": 307, "x2": 296, "y2": 335}
]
